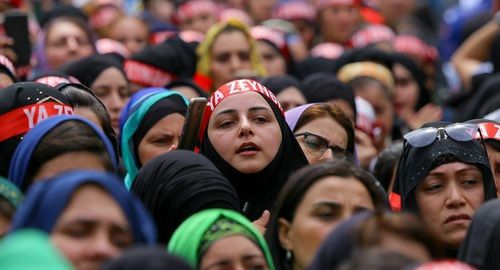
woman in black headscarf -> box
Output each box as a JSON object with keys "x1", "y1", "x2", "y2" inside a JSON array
[
  {"x1": 132, "y1": 150, "x2": 240, "y2": 244},
  {"x1": 60, "y1": 53, "x2": 129, "y2": 132},
  {"x1": 458, "y1": 199, "x2": 500, "y2": 270},
  {"x1": 198, "y1": 79, "x2": 309, "y2": 220},
  {"x1": 301, "y1": 73, "x2": 356, "y2": 123},
  {"x1": 261, "y1": 75, "x2": 306, "y2": 111},
  {"x1": 391, "y1": 53, "x2": 438, "y2": 139},
  {"x1": 394, "y1": 121, "x2": 496, "y2": 256},
  {"x1": 0, "y1": 82, "x2": 73, "y2": 176}
]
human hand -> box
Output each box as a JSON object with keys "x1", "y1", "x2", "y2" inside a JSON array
[
  {"x1": 355, "y1": 129, "x2": 378, "y2": 169},
  {"x1": 404, "y1": 104, "x2": 443, "y2": 130},
  {"x1": 252, "y1": 210, "x2": 270, "y2": 235}
]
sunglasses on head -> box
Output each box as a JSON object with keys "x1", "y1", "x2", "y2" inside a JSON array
[
  {"x1": 294, "y1": 132, "x2": 348, "y2": 157},
  {"x1": 403, "y1": 123, "x2": 480, "y2": 148}
]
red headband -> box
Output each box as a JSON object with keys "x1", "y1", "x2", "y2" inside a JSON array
[
  {"x1": 176, "y1": 0, "x2": 218, "y2": 23},
  {"x1": 0, "y1": 101, "x2": 73, "y2": 142},
  {"x1": 199, "y1": 79, "x2": 283, "y2": 140},
  {"x1": 124, "y1": 60, "x2": 176, "y2": 87}
]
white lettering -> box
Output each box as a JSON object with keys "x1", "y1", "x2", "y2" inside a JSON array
[
  {"x1": 495, "y1": 124, "x2": 500, "y2": 139},
  {"x1": 228, "y1": 81, "x2": 239, "y2": 94},
  {"x1": 207, "y1": 95, "x2": 215, "y2": 111},
  {"x1": 23, "y1": 107, "x2": 36, "y2": 128},
  {"x1": 54, "y1": 104, "x2": 63, "y2": 115},
  {"x1": 37, "y1": 106, "x2": 48, "y2": 123},
  {"x1": 214, "y1": 91, "x2": 225, "y2": 107},
  {"x1": 237, "y1": 80, "x2": 250, "y2": 92}
]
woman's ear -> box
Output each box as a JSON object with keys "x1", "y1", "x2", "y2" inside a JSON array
[{"x1": 278, "y1": 217, "x2": 293, "y2": 251}]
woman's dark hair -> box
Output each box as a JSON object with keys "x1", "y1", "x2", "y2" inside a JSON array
[
  {"x1": 337, "y1": 248, "x2": 417, "y2": 270},
  {"x1": 265, "y1": 160, "x2": 388, "y2": 270},
  {"x1": 373, "y1": 141, "x2": 404, "y2": 192},
  {"x1": 57, "y1": 83, "x2": 118, "y2": 154},
  {"x1": 24, "y1": 121, "x2": 115, "y2": 191},
  {"x1": 348, "y1": 76, "x2": 393, "y2": 100},
  {"x1": 355, "y1": 212, "x2": 445, "y2": 259},
  {"x1": 294, "y1": 103, "x2": 355, "y2": 154}
]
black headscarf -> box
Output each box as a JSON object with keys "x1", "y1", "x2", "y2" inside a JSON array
[
  {"x1": 295, "y1": 56, "x2": 335, "y2": 80},
  {"x1": 391, "y1": 52, "x2": 431, "y2": 111},
  {"x1": 103, "y1": 246, "x2": 193, "y2": 270},
  {"x1": 131, "y1": 94, "x2": 187, "y2": 167},
  {"x1": 461, "y1": 74, "x2": 500, "y2": 121},
  {"x1": 260, "y1": 75, "x2": 303, "y2": 96},
  {"x1": 458, "y1": 199, "x2": 500, "y2": 270},
  {"x1": 132, "y1": 150, "x2": 240, "y2": 244},
  {"x1": 59, "y1": 53, "x2": 126, "y2": 88},
  {"x1": 199, "y1": 82, "x2": 309, "y2": 220},
  {"x1": 166, "y1": 78, "x2": 208, "y2": 98},
  {"x1": 301, "y1": 73, "x2": 356, "y2": 119},
  {"x1": 130, "y1": 37, "x2": 197, "y2": 80},
  {"x1": 394, "y1": 122, "x2": 496, "y2": 212},
  {"x1": 0, "y1": 82, "x2": 72, "y2": 176},
  {"x1": 309, "y1": 211, "x2": 374, "y2": 270}
]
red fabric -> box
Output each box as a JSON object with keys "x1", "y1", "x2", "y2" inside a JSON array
[
  {"x1": 389, "y1": 192, "x2": 401, "y2": 212},
  {"x1": 0, "y1": 101, "x2": 73, "y2": 142},
  {"x1": 273, "y1": 1, "x2": 316, "y2": 22},
  {"x1": 198, "y1": 79, "x2": 283, "y2": 143},
  {"x1": 175, "y1": 0, "x2": 218, "y2": 23},
  {"x1": 351, "y1": 24, "x2": 395, "y2": 48},
  {"x1": 360, "y1": 6, "x2": 385, "y2": 24},
  {"x1": 124, "y1": 60, "x2": 176, "y2": 87},
  {"x1": 476, "y1": 122, "x2": 500, "y2": 141},
  {"x1": 193, "y1": 72, "x2": 213, "y2": 93}
]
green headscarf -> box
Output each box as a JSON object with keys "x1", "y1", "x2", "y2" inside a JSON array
[
  {"x1": 121, "y1": 91, "x2": 189, "y2": 189},
  {"x1": 0, "y1": 177, "x2": 23, "y2": 207},
  {"x1": 0, "y1": 229, "x2": 74, "y2": 270},
  {"x1": 168, "y1": 209, "x2": 276, "y2": 270}
]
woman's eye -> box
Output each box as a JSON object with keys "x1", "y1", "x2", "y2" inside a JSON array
[
  {"x1": 253, "y1": 116, "x2": 268, "y2": 123},
  {"x1": 63, "y1": 225, "x2": 89, "y2": 238},
  {"x1": 218, "y1": 120, "x2": 234, "y2": 128},
  {"x1": 462, "y1": 179, "x2": 480, "y2": 187},
  {"x1": 215, "y1": 53, "x2": 230, "y2": 63},
  {"x1": 425, "y1": 184, "x2": 442, "y2": 193}
]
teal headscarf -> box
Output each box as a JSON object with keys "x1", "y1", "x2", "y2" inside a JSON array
[
  {"x1": 167, "y1": 209, "x2": 276, "y2": 270},
  {"x1": 121, "y1": 91, "x2": 188, "y2": 189},
  {"x1": 0, "y1": 229, "x2": 74, "y2": 270},
  {"x1": 0, "y1": 177, "x2": 22, "y2": 208}
]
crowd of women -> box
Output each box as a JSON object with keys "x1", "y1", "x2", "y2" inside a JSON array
[{"x1": 0, "y1": 0, "x2": 500, "y2": 269}]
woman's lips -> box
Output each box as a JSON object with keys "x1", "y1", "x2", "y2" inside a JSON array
[{"x1": 444, "y1": 214, "x2": 471, "y2": 225}]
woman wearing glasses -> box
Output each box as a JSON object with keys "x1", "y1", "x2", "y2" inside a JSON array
[
  {"x1": 394, "y1": 122, "x2": 496, "y2": 256},
  {"x1": 286, "y1": 103, "x2": 355, "y2": 164}
]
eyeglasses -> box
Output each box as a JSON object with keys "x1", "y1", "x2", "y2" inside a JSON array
[
  {"x1": 403, "y1": 123, "x2": 479, "y2": 148},
  {"x1": 295, "y1": 132, "x2": 348, "y2": 157}
]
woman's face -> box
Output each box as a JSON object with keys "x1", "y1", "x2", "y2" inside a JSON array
[
  {"x1": 180, "y1": 13, "x2": 217, "y2": 34},
  {"x1": 294, "y1": 116, "x2": 348, "y2": 164},
  {"x1": 276, "y1": 87, "x2": 306, "y2": 112},
  {"x1": 109, "y1": 18, "x2": 149, "y2": 55},
  {"x1": 256, "y1": 41, "x2": 286, "y2": 77},
  {"x1": 33, "y1": 152, "x2": 107, "y2": 182},
  {"x1": 138, "y1": 113, "x2": 185, "y2": 166},
  {"x1": 319, "y1": 4, "x2": 360, "y2": 44},
  {"x1": 210, "y1": 31, "x2": 253, "y2": 89},
  {"x1": 200, "y1": 235, "x2": 269, "y2": 270},
  {"x1": 74, "y1": 107, "x2": 102, "y2": 129},
  {"x1": 45, "y1": 21, "x2": 94, "y2": 70},
  {"x1": 91, "y1": 67, "x2": 130, "y2": 132},
  {"x1": 208, "y1": 91, "x2": 282, "y2": 174},
  {"x1": 51, "y1": 185, "x2": 133, "y2": 270},
  {"x1": 393, "y1": 63, "x2": 419, "y2": 117},
  {"x1": 279, "y1": 176, "x2": 374, "y2": 270},
  {"x1": 355, "y1": 81, "x2": 393, "y2": 150},
  {"x1": 415, "y1": 162, "x2": 484, "y2": 249}
]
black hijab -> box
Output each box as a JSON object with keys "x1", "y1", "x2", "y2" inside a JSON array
[
  {"x1": 301, "y1": 73, "x2": 356, "y2": 119},
  {"x1": 199, "y1": 80, "x2": 309, "y2": 220},
  {"x1": 260, "y1": 75, "x2": 303, "y2": 96},
  {"x1": 391, "y1": 52, "x2": 431, "y2": 111},
  {"x1": 131, "y1": 150, "x2": 240, "y2": 244},
  {"x1": 458, "y1": 199, "x2": 500, "y2": 270},
  {"x1": 394, "y1": 122, "x2": 496, "y2": 212},
  {"x1": 59, "y1": 53, "x2": 126, "y2": 88},
  {"x1": 0, "y1": 82, "x2": 72, "y2": 176}
]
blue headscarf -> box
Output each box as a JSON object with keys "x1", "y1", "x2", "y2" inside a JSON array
[
  {"x1": 10, "y1": 170, "x2": 157, "y2": 244},
  {"x1": 119, "y1": 87, "x2": 167, "y2": 133},
  {"x1": 121, "y1": 91, "x2": 188, "y2": 189},
  {"x1": 8, "y1": 115, "x2": 118, "y2": 190}
]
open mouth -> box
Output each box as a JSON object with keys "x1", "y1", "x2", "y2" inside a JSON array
[{"x1": 236, "y1": 142, "x2": 261, "y2": 154}]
